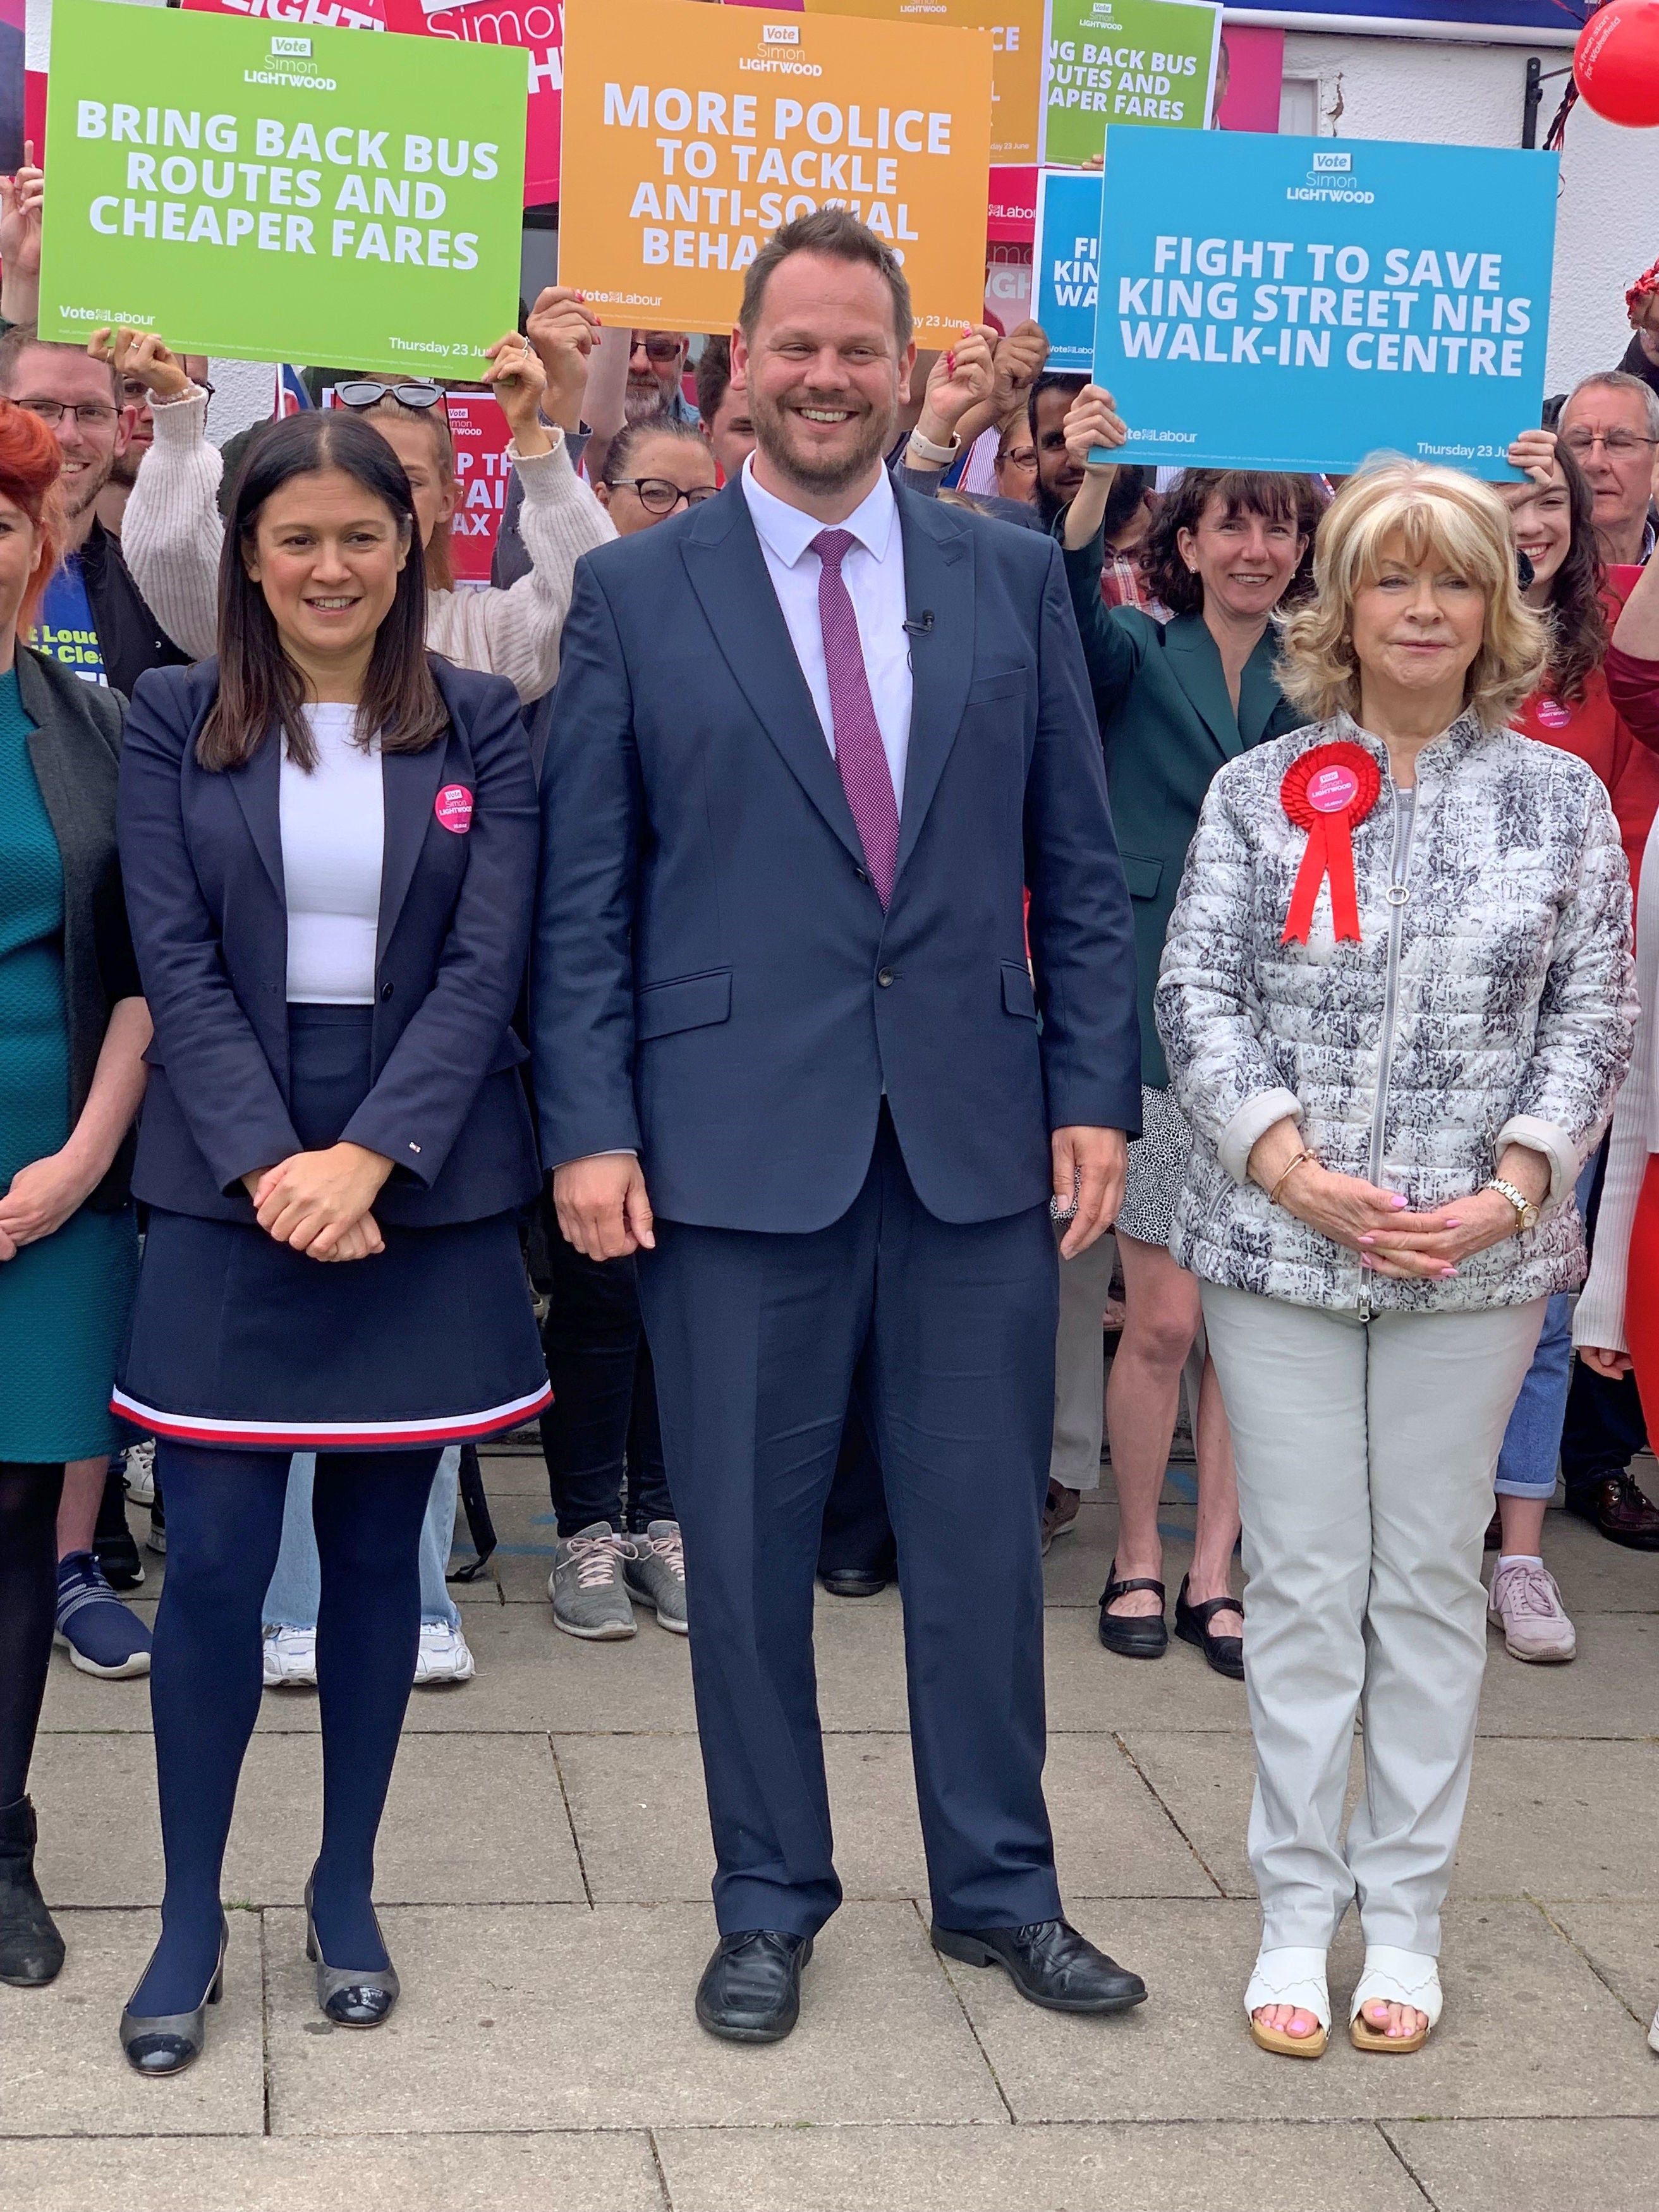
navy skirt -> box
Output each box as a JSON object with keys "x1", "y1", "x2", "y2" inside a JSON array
[{"x1": 114, "y1": 1004, "x2": 550, "y2": 1452}]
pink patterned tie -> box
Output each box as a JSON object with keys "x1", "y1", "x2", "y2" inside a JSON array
[{"x1": 811, "y1": 528, "x2": 900, "y2": 907}]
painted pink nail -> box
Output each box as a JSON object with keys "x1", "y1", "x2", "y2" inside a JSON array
[
  {"x1": 1445, "y1": 1217, "x2": 1461, "y2": 1227},
  {"x1": 1390, "y1": 1194, "x2": 1409, "y2": 1209},
  {"x1": 1358, "y1": 1234, "x2": 1375, "y2": 1245}
]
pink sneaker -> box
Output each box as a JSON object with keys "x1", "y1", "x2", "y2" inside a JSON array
[{"x1": 1487, "y1": 1559, "x2": 1576, "y2": 1664}]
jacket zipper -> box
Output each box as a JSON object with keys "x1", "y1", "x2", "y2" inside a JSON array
[{"x1": 1359, "y1": 781, "x2": 1418, "y2": 1319}]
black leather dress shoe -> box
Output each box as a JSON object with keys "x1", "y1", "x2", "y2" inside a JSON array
[
  {"x1": 1565, "y1": 1474, "x2": 1659, "y2": 1550},
  {"x1": 931, "y1": 1917, "x2": 1146, "y2": 2014},
  {"x1": 1174, "y1": 1577, "x2": 1244, "y2": 1680},
  {"x1": 1097, "y1": 1566, "x2": 1167, "y2": 1658},
  {"x1": 695, "y1": 1929, "x2": 813, "y2": 2043},
  {"x1": 819, "y1": 1567, "x2": 888, "y2": 1598}
]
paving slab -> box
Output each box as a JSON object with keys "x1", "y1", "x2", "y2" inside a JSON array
[
  {"x1": 1473, "y1": 1612, "x2": 1659, "y2": 1737},
  {"x1": 1534, "y1": 1491, "x2": 1659, "y2": 1615},
  {"x1": 37, "y1": 1615, "x2": 157, "y2": 1734},
  {"x1": 1386, "y1": 2118, "x2": 1659, "y2": 2212},
  {"x1": 264, "y1": 1902, "x2": 1006, "y2": 2134},
  {"x1": 657, "y1": 2119, "x2": 1428, "y2": 2212},
  {"x1": 0, "y1": 1909, "x2": 264, "y2": 2139},
  {"x1": 30, "y1": 1732, "x2": 583, "y2": 1911},
  {"x1": 939, "y1": 1899, "x2": 1659, "y2": 2121},
  {"x1": 1545, "y1": 1901, "x2": 1659, "y2": 2029},
  {"x1": 0, "y1": 2131, "x2": 664, "y2": 2212},
  {"x1": 1043, "y1": 1608, "x2": 1253, "y2": 1737}
]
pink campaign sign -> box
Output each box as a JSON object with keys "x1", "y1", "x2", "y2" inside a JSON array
[
  {"x1": 435, "y1": 784, "x2": 475, "y2": 834},
  {"x1": 384, "y1": 0, "x2": 561, "y2": 206}
]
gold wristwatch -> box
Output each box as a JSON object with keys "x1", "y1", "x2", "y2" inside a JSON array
[{"x1": 1485, "y1": 1177, "x2": 1539, "y2": 1235}]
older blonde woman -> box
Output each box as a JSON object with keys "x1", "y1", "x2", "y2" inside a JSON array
[{"x1": 1157, "y1": 461, "x2": 1634, "y2": 2060}]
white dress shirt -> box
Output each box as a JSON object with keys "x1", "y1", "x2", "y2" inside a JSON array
[
  {"x1": 279, "y1": 703, "x2": 385, "y2": 1005},
  {"x1": 741, "y1": 457, "x2": 913, "y2": 814}
]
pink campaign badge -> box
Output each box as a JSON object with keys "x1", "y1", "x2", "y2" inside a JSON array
[
  {"x1": 434, "y1": 785, "x2": 473, "y2": 835},
  {"x1": 1306, "y1": 763, "x2": 1361, "y2": 815},
  {"x1": 1534, "y1": 699, "x2": 1572, "y2": 730}
]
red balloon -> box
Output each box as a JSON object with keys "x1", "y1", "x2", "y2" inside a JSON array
[{"x1": 1576, "y1": 0, "x2": 1659, "y2": 128}]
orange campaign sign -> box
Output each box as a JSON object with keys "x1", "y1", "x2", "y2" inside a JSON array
[
  {"x1": 557, "y1": 0, "x2": 994, "y2": 336},
  {"x1": 802, "y1": 0, "x2": 1046, "y2": 164}
]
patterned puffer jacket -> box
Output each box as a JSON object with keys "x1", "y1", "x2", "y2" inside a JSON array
[{"x1": 1155, "y1": 710, "x2": 1636, "y2": 1313}]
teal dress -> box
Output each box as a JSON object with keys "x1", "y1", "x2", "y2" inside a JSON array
[{"x1": 0, "y1": 666, "x2": 137, "y2": 1461}]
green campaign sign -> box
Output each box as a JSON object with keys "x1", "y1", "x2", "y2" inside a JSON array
[
  {"x1": 37, "y1": 0, "x2": 526, "y2": 378},
  {"x1": 1042, "y1": 0, "x2": 1220, "y2": 166}
]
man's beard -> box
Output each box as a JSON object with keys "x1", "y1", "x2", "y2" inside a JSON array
[
  {"x1": 109, "y1": 446, "x2": 143, "y2": 490},
  {"x1": 1034, "y1": 476, "x2": 1074, "y2": 532},
  {"x1": 61, "y1": 454, "x2": 114, "y2": 521},
  {"x1": 750, "y1": 384, "x2": 895, "y2": 496},
  {"x1": 624, "y1": 378, "x2": 670, "y2": 423}
]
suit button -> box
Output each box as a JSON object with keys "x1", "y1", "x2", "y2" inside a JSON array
[
  {"x1": 380, "y1": 983, "x2": 394, "y2": 1001},
  {"x1": 854, "y1": 866, "x2": 870, "y2": 882},
  {"x1": 877, "y1": 969, "x2": 895, "y2": 988}
]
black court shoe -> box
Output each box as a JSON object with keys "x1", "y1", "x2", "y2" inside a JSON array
[
  {"x1": 304, "y1": 1876, "x2": 400, "y2": 2028},
  {"x1": 695, "y1": 1929, "x2": 813, "y2": 2043},
  {"x1": 119, "y1": 1914, "x2": 228, "y2": 2076},
  {"x1": 1097, "y1": 1567, "x2": 1168, "y2": 1658},
  {"x1": 931, "y1": 1918, "x2": 1147, "y2": 2014},
  {"x1": 1174, "y1": 1577, "x2": 1246, "y2": 1680}
]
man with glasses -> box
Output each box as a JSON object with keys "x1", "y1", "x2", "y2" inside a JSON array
[
  {"x1": 1557, "y1": 370, "x2": 1659, "y2": 568},
  {"x1": 0, "y1": 325, "x2": 187, "y2": 695},
  {"x1": 98, "y1": 354, "x2": 212, "y2": 544},
  {"x1": 626, "y1": 330, "x2": 697, "y2": 427}
]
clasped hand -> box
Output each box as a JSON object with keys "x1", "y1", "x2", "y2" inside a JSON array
[
  {"x1": 1278, "y1": 1163, "x2": 1519, "y2": 1282},
  {"x1": 0, "y1": 1147, "x2": 99, "y2": 1261},
  {"x1": 243, "y1": 1142, "x2": 393, "y2": 1263}
]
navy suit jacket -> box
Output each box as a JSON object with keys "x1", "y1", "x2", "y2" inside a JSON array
[
  {"x1": 118, "y1": 654, "x2": 540, "y2": 1227},
  {"x1": 533, "y1": 477, "x2": 1140, "y2": 1233}
]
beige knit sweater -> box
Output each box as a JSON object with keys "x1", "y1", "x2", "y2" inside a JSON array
[{"x1": 122, "y1": 389, "x2": 617, "y2": 703}]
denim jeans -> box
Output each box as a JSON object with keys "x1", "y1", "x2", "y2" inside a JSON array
[
  {"x1": 262, "y1": 1445, "x2": 462, "y2": 1631},
  {"x1": 1493, "y1": 1155, "x2": 1599, "y2": 1499}
]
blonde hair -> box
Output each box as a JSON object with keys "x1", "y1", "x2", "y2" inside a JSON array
[{"x1": 1275, "y1": 457, "x2": 1548, "y2": 731}]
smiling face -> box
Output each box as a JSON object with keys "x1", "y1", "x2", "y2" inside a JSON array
[
  {"x1": 1498, "y1": 462, "x2": 1572, "y2": 600},
  {"x1": 6, "y1": 343, "x2": 131, "y2": 523},
  {"x1": 734, "y1": 251, "x2": 913, "y2": 500},
  {"x1": 242, "y1": 465, "x2": 409, "y2": 676},
  {"x1": 0, "y1": 489, "x2": 46, "y2": 640},
  {"x1": 1032, "y1": 385, "x2": 1084, "y2": 514},
  {"x1": 1349, "y1": 528, "x2": 1486, "y2": 705},
  {"x1": 1177, "y1": 492, "x2": 1306, "y2": 623}
]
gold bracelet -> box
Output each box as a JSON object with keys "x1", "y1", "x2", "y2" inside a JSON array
[{"x1": 1267, "y1": 1149, "x2": 1317, "y2": 1208}]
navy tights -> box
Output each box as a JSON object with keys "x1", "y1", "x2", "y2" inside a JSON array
[{"x1": 131, "y1": 1440, "x2": 438, "y2": 2017}]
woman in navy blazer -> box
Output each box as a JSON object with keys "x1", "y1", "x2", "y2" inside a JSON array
[{"x1": 112, "y1": 411, "x2": 547, "y2": 2074}]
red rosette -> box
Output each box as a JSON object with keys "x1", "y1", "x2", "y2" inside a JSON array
[{"x1": 1279, "y1": 741, "x2": 1382, "y2": 945}]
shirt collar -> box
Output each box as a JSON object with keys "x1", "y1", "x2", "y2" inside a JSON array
[{"x1": 741, "y1": 456, "x2": 897, "y2": 571}]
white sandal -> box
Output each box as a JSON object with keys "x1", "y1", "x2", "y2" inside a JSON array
[
  {"x1": 1245, "y1": 1947, "x2": 1330, "y2": 2058},
  {"x1": 1349, "y1": 1947, "x2": 1442, "y2": 2053}
]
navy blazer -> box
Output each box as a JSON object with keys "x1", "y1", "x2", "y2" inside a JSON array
[
  {"x1": 118, "y1": 654, "x2": 540, "y2": 1227},
  {"x1": 533, "y1": 478, "x2": 1141, "y2": 1234}
]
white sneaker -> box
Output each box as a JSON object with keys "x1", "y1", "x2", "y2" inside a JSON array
[
  {"x1": 1488, "y1": 1559, "x2": 1577, "y2": 1663},
  {"x1": 123, "y1": 1438, "x2": 155, "y2": 1505},
  {"x1": 262, "y1": 1625, "x2": 317, "y2": 1687},
  {"x1": 414, "y1": 1620, "x2": 476, "y2": 1686},
  {"x1": 1649, "y1": 2003, "x2": 1659, "y2": 2055}
]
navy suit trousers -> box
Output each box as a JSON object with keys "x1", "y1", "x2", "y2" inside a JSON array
[{"x1": 636, "y1": 1108, "x2": 1063, "y2": 1937}]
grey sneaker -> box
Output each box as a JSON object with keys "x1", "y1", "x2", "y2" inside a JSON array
[
  {"x1": 624, "y1": 1520, "x2": 688, "y2": 1634},
  {"x1": 548, "y1": 1522, "x2": 638, "y2": 1641},
  {"x1": 1488, "y1": 1559, "x2": 1576, "y2": 1663}
]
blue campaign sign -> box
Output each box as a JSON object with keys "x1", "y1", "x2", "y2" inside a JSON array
[
  {"x1": 1090, "y1": 129, "x2": 1560, "y2": 480},
  {"x1": 1031, "y1": 170, "x2": 1107, "y2": 372}
]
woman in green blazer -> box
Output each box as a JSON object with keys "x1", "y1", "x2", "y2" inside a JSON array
[{"x1": 1057, "y1": 384, "x2": 1321, "y2": 1675}]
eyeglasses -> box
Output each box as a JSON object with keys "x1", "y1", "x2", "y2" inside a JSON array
[
  {"x1": 604, "y1": 476, "x2": 719, "y2": 514},
  {"x1": 998, "y1": 445, "x2": 1038, "y2": 471},
  {"x1": 17, "y1": 399, "x2": 119, "y2": 430},
  {"x1": 631, "y1": 337, "x2": 684, "y2": 364},
  {"x1": 1560, "y1": 429, "x2": 1659, "y2": 458},
  {"x1": 121, "y1": 375, "x2": 215, "y2": 409}
]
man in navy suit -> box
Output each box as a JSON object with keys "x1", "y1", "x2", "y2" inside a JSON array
[{"x1": 533, "y1": 210, "x2": 1145, "y2": 2041}]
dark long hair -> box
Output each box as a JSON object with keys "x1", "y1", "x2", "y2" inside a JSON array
[
  {"x1": 1539, "y1": 444, "x2": 1610, "y2": 707},
  {"x1": 1141, "y1": 469, "x2": 1323, "y2": 617},
  {"x1": 197, "y1": 410, "x2": 447, "y2": 773}
]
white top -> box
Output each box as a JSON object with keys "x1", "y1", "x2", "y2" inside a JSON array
[
  {"x1": 741, "y1": 458, "x2": 913, "y2": 811},
  {"x1": 1576, "y1": 808, "x2": 1659, "y2": 1354},
  {"x1": 121, "y1": 387, "x2": 617, "y2": 705},
  {"x1": 279, "y1": 704, "x2": 385, "y2": 1006}
]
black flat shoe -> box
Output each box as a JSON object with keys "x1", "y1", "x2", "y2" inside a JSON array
[
  {"x1": 819, "y1": 1567, "x2": 888, "y2": 1598},
  {"x1": 931, "y1": 1917, "x2": 1147, "y2": 2014},
  {"x1": 1174, "y1": 1577, "x2": 1245, "y2": 1679},
  {"x1": 0, "y1": 1796, "x2": 66, "y2": 1988},
  {"x1": 695, "y1": 1929, "x2": 813, "y2": 2042},
  {"x1": 1097, "y1": 1567, "x2": 1168, "y2": 1658},
  {"x1": 304, "y1": 1876, "x2": 399, "y2": 2028},
  {"x1": 119, "y1": 1913, "x2": 228, "y2": 2075}
]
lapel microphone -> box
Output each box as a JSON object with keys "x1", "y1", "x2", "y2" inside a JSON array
[{"x1": 902, "y1": 611, "x2": 935, "y2": 636}]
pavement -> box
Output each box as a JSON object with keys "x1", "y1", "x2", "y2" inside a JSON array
[{"x1": 4, "y1": 1442, "x2": 1659, "y2": 2211}]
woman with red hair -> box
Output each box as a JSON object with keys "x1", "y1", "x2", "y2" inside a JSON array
[{"x1": 0, "y1": 398, "x2": 149, "y2": 1989}]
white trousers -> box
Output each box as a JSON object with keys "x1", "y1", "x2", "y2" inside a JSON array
[{"x1": 1200, "y1": 1282, "x2": 1546, "y2": 1954}]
